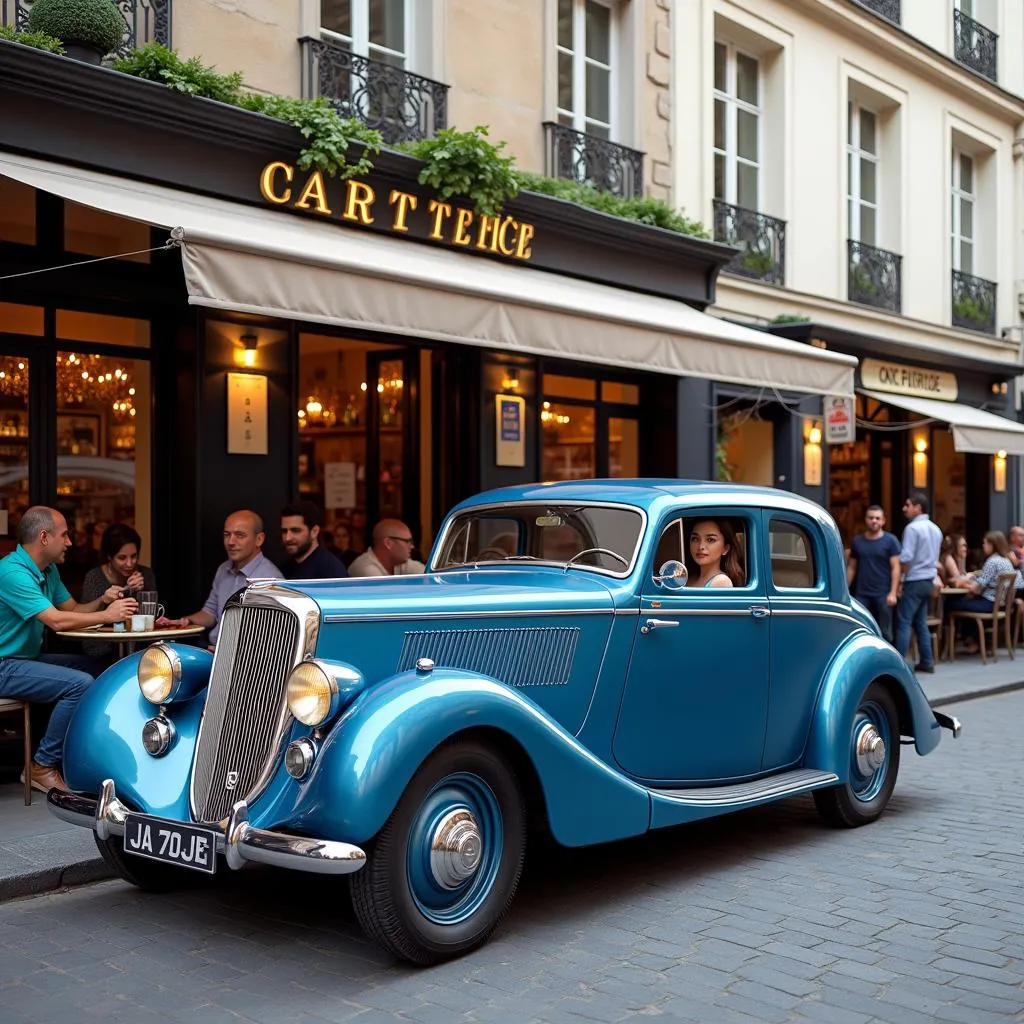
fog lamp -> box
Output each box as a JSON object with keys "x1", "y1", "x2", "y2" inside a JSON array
[
  {"x1": 286, "y1": 661, "x2": 339, "y2": 727},
  {"x1": 138, "y1": 643, "x2": 182, "y2": 705},
  {"x1": 285, "y1": 738, "x2": 316, "y2": 779},
  {"x1": 142, "y1": 715, "x2": 175, "y2": 757}
]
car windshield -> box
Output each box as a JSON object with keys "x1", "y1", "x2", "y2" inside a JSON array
[{"x1": 433, "y1": 503, "x2": 644, "y2": 575}]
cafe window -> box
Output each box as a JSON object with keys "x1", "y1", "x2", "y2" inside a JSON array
[
  {"x1": 64, "y1": 202, "x2": 151, "y2": 263},
  {"x1": 0, "y1": 177, "x2": 35, "y2": 246},
  {"x1": 0, "y1": 302, "x2": 44, "y2": 336},
  {"x1": 716, "y1": 404, "x2": 774, "y2": 485},
  {"x1": 0, "y1": 354, "x2": 29, "y2": 555}
]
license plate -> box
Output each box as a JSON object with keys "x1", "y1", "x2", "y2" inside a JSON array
[{"x1": 122, "y1": 813, "x2": 217, "y2": 874}]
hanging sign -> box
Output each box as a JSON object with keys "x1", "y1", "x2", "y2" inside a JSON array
[
  {"x1": 861, "y1": 359, "x2": 958, "y2": 401},
  {"x1": 226, "y1": 373, "x2": 268, "y2": 455},
  {"x1": 825, "y1": 395, "x2": 856, "y2": 444}
]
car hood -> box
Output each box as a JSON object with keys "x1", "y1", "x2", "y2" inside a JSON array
[{"x1": 281, "y1": 567, "x2": 619, "y2": 620}]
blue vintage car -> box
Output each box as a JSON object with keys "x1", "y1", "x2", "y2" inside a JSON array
[{"x1": 50, "y1": 481, "x2": 960, "y2": 963}]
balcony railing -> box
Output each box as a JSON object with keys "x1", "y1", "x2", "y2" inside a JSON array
[
  {"x1": 300, "y1": 37, "x2": 448, "y2": 146},
  {"x1": 952, "y1": 269, "x2": 997, "y2": 334},
  {"x1": 851, "y1": 0, "x2": 901, "y2": 25},
  {"x1": 953, "y1": 9, "x2": 998, "y2": 82},
  {"x1": 543, "y1": 122, "x2": 644, "y2": 199},
  {"x1": 848, "y1": 240, "x2": 902, "y2": 313},
  {"x1": 713, "y1": 201, "x2": 786, "y2": 286},
  {"x1": 2, "y1": 0, "x2": 170, "y2": 59}
]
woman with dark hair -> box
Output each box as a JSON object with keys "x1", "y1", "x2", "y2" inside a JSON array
[
  {"x1": 945, "y1": 530, "x2": 1017, "y2": 654},
  {"x1": 79, "y1": 524, "x2": 157, "y2": 660},
  {"x1": 938, "y1": 533, "x2": 968, "y2": 586},
  {"x1": 685, "y1": 518, "x2": 745, "y2": 588}
]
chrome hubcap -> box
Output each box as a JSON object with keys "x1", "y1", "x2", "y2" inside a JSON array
[
  {"x1": 429, "y1": 808, "x2": 482, "y2": 889},
  {"x1": 855, "y1": 723, "x2": 886, "y2": 776}
]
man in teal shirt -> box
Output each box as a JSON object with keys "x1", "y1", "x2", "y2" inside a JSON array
[{"x1": 0, "y1": 507, "x2": 136, "y2": 793}]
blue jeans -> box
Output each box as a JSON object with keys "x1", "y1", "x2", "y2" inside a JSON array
[
  {"x1": 0, "y1": 654, "x2": 95, "y2": 766},
  {"x1": 858, "y1": 594, "x2": 894, "y2": 643},
  {"x1": 896, "y1": 579, "x2": 935, "y2": 667}
]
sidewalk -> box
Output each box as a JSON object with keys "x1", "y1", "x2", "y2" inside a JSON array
[{"x1": 1, "y1": 653, "x2": 1021, "y2": 904}]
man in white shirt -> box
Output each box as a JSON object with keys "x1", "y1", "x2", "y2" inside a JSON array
[{"x1": 349, "y1": 519, "x2": 425, "y2": 577}]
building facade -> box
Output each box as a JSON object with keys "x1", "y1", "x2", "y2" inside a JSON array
[{"x1": 673, "y1": 0, "x2": 1024, "y2": 548}]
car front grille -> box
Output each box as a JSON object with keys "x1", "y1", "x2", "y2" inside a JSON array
[{"x1": 190, "y1": 601, "x2": 300, "y2": 824}]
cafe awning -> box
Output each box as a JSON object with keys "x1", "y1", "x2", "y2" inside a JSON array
[
  {"x1": 0, "y1": 151, "x2": 855, "y2": 396},
  {"x1": 860, "y1": 388, "x2": 1024, "y2": 456}
]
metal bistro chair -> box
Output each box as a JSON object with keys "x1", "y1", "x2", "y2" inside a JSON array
[
  {"x1": 0, "y1": 698, "x2": 33, "y2": 805},
  {"x1": 947, "y1": 571, "x2": 1018, "y2": 666}
]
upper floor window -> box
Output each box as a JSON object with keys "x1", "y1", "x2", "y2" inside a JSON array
[
  {"x1": 951, "y1": 151, "x2": 975, "y2": 275},
  {"x1": 847, "y1": 102, "x2": 878, "y2": 245},
  {"x1": 320, "y1": 0, "x2": 408, "y2": 68},
  {"x1": 557, "y1": 0, "x2": 615, "y2": 140},
  {"x1": 714, "y1": 42, "x2": 760, "y2": 210}
]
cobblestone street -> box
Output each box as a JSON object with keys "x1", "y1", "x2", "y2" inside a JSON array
[{"x1": 1, "y1": 690, "x2": 1021, "y2": 1024}]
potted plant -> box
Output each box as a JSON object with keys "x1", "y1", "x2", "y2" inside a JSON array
[{"x1": 27, "y1": 0, "x2": 124, "y2": 65}]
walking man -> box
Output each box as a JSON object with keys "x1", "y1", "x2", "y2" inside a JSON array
[
  {"x1": 895, "y1": 492, "x2": 943, "y2": 674},
  {"x1": 847, "y1": 505, "x2": 901, "y2": 643}
]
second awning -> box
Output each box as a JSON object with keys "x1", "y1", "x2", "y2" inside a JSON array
[{"x1": 860, "y1": 389, "x2": 1024, "y2": 455}]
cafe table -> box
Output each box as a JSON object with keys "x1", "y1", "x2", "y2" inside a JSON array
[{"x1": 57, "y1": 624, "x2": 206, "y2": 660}]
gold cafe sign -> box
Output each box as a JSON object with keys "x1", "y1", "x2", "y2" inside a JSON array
[{"x1": 259, "y1": 161, "x2": 536, "y2": 262}]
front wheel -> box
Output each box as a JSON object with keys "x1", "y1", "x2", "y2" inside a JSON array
[
  {"x1": 350, "y1": 739, "x2": 526, "y2": 965},
  {"x1": 813, "y1": 682, "x2": 900, "y2": 828}
]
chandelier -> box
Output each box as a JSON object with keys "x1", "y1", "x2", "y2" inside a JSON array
[
  {"x1": 298, "y1": 372, "x2": 404, "y2": 430},
  {"x1": 0, "y1": 354, "x2": 137, "y2": 419}
]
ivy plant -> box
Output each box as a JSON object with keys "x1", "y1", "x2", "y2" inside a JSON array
[
  {"x1": 0, "y1": 24, "x2": 66, "y2": 54},
  {"x1": 770, "y1": 314, "x2": 811, "y2": 325},
  {"x1": 400, "y1": 126, "x2": 520, "y2": 216}
]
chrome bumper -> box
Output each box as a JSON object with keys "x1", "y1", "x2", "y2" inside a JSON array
[
  {"x1": 47, "y1": 779, "x2": 366, "y2": 875},
  {"x1": 933, "y1": 711, "x2": 963, "y2": 739}
]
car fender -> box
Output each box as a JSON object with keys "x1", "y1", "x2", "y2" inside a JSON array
[
  {"x1": 280, "y1": 668, "x2": 652, "y2": 848},
  {"x1": 804, "y1": 633, "x2": 941, "y2": 779}
]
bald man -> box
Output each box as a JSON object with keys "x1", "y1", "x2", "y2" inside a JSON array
[
  {"x1": 349, "y1": 519, "x2": 426, "y2": 577},
  {"x1": 173, "y1": 510, "x2": 281, "y2": 644}
]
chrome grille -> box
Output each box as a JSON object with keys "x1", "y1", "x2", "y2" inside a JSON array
[
  {"x1": 397, "y1": 627, "x2": 579, "y2": 687},
  {"x1": 191, "y1": 602, "x2": 300, "y2": 823}
]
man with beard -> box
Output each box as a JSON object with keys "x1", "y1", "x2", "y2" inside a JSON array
[{"x1": 279, "y1": 501, "x2": 348, "y2": 580}]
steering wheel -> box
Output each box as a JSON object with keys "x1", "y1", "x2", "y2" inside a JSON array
[
  {"x1": 476, "y1": 547, "x2": 511, "y2": 560},
  {"x1": 564, "y1": 547, "x2": 630, "y2": 569}
]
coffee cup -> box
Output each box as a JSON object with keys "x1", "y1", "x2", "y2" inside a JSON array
[
  {"x1": 131, "y1": 614, "x2": 147, "y2": 633},
  {"x1": 112, "y1": 620, "x2": 126, "y2": 633},
  {"x1": 143, "y1": 614, "x2": 156, "y2": 631}
]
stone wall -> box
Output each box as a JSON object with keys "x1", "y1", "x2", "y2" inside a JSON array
[{"x1": 644, "y1": 0, "x2": 672, "y2": 202}]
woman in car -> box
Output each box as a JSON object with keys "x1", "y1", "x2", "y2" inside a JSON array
[{"x1": 686, "y1": 518, "x2": 744, "y2": 588}]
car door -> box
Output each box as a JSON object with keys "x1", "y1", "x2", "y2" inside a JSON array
[{"x1": 612, "y1": 508, "x2": 771, "y2": 784}]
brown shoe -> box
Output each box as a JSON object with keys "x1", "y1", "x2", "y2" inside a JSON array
[{"x1": 20, "y1": 762, "x2": 69, "y2": 794}]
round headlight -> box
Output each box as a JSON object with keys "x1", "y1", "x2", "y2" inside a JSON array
[
  {"x1": 285, "y1": 738, "x2": 316, "y2": 779},
  {"x1": 138, "y1": 644, "x2": 181, "y2": 705},
  {"x1": 286, "y1": 661, "x2": 338, "y2": 726},
  {"x1": 142, "y1": 715, "x2": 175, "y2": 757}
]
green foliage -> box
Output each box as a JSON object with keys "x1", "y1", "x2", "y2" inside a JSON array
[
  {"x1": 738, "y1": 248, "x2": 775, "y2": 275},
  {"x1": 400, "y1": 126, "x2": 519, "y2": 216},
  {"x1": 112, "y1": 43, "x2": 244, "y2": 104},
  {"x1": 849, "y1": 263, "x2": 878, "y2": 298},
  {"x1": 0, "y1": 24, "x2": 66, "y2": 54},
  {"x1": 952, "y1": 295, "x2": 992, "y2": 328},
  {"x1": 27, "y1": 0, "x2": 124, "y2": 55},
  {"x1": 515, "y1": 172, "x2": 709, "y2": 239},
  {"x1": 770, "y1": 314, "x2": 811, "y2": 325}
]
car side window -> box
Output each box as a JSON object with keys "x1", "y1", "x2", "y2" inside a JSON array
[
  {"x1": 653, "y1": 514, "x2": 750, "y2": 589},
  {"x1": 770, "y1": 520, "x2": 817, "y2": 589}
]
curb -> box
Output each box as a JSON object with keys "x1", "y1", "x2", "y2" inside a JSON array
[{"x1": 1, "y1": 680, "x2": 1022, "y2": 906}]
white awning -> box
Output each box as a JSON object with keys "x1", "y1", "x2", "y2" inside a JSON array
[
  {"x1": 0, "y1": 151, "x2": 855, "y2": 396},
  {"x1": 861, "y1": 388, "x2": 1024, "y2": 456}
]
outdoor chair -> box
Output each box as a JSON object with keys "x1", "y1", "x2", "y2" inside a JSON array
[
  {"x1": 947, "y1": 571, "x2": 1017, "y2": 666},
  {"x1": 1012, "y1": 594, "x2": 1024, "y2": 655},
  {"x1": 0, "y1": 698, "x2": 32, "y2": 805}
]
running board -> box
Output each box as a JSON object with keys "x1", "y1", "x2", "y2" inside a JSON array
[{"x1": 650, "y1": 768, "x2": 839, "y2": 808}]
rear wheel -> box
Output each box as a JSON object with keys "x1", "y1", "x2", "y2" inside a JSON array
[
  {"x1": 350, "y1": 739, "x2": 526, "y2": 965},
  {"x1": 813, "y1": 682, "x2": 900, "y2": 828},
  {"x1": 94, "y1": 834, "x2": 192, "y2": 892}
]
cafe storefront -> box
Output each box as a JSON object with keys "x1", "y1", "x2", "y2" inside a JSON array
[{"x1": 0, "y1": 42, "x2": 854, "y2": 615}]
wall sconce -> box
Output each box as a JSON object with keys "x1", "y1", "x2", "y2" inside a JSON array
[
  {"x1": 239, "y1": 332, "x2": 259, "y2": 368},
  {"x1": 803, "y1": 424, "x2": 823, "y2": 486},
  {"x1": 994, "y1": 449, "x2": 1008, "y2": 492},
  {"x1": 912, "y1": 435, "x2": 928, "y2": 488},
  {"x1": 500, "y1": 374, "x2": 521, "y2": 392}
]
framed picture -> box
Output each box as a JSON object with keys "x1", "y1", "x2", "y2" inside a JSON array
[{"x1": 57, "y1": 413, "x2": 103, "y2": 457}]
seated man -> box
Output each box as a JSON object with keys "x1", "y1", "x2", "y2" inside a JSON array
[
  {"x1": 170, "y1": 510, "x2": 281, "y2": 645},
  {"x1": 0, "y1": 507, "x2": 137, "y2": 792},
  {"x1": 280, "y1": 501, "x2": 348, "y2": 580},
  {"x1": 349, "y1": 519, "x2": 426, "y2": 577}
]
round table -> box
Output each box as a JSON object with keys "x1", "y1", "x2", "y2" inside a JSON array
[{"x1": 57, "y1": 624, "x2": 206, "y2": 660}]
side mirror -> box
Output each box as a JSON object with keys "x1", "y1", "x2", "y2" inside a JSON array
[{"x1": 653, "y1": 559, "x2": 688, "y2": 590}]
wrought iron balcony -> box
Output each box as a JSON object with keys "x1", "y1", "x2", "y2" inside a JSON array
[
  {"x1": 542, "y1": 122, "x2": 644, "y2": 199},
  {"x1": 953, "y1": 9, "x2": 998, "y2": 82},
  {"x1": 848, "y1": 240, "x2": 902, "y2": 313},
  {"x1": 1, "y1": 0, "x2": 170, "y2": 59},
  {"x1": 952, "y1": 269, "x2": 997, "y2": 334},
  {"x1": 300, "y1": 37, "x2": 448, "y2": 146},
  {"x1": 851, "y1": 0, "x2": 900, "y2": 26},
  {"x1": 713, "y1": 201, "x2": 786, "y2": 286}
]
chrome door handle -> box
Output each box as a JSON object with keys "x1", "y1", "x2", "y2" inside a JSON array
[
  {"x1": 750, "y1": 606, "x2": 770, "y2": 619},
  {"x1": 640, "y1": 618, "x2": 680, "y2": 635}
]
